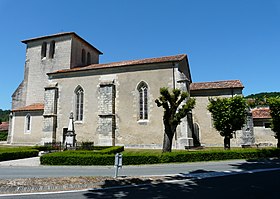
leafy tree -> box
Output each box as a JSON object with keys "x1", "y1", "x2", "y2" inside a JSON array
[
  {"x1": 245, "y1": 92, "x2": 280, "y2": 108},
  {"x1": 207, "y1": 96, "x2": 247, "y2": 149},
  {"x1": 267, "y1": 97, "x2": 280, "y2": 148},
  {"x1": 155, "y1": 87, "x2": 195, "y2": 153},
  {"x1": 0, "y1": 109, "x2": 10, "y2": 122},
  {"x1": 245, "y1": 92, "x2": 280, "y2": 99}
]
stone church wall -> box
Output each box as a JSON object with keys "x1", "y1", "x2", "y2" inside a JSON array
[
  {"x1": 10, "y1": 111, "x2": 43, "y2": 145},
  {"x1": 25, "y1": 36, "x2": 72, "y2": 106},
  {"x1": 52, "y1": 65, "x2": 176, "y2": 148}
]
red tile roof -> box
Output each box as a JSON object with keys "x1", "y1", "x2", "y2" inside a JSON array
[
  {"x1": 12, "y1": 103, "x2": 44, "y2": 112},
  {"x1": 251, "y1": 107, "x2": 271, "y2": 119},
  {"x1": 48, "y1": 54, "x2": 187, "y2": 75},
  {"x1": 190, "y1": 80, "x2": 244, "y2": 91},
  {"x1": 0, "y1": 122, "x2": 8, "y2": 131}
]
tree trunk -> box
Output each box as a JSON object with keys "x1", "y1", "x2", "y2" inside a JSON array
[
  {"x1": 224, "y1": 136, "x2": 231, "y2": 150},
  {"x1": 162, "y1": 125, "x2": 175, "y2": 153},
  {"x1": 277, "y1": 137, "x2": 280, "y2": 148}
]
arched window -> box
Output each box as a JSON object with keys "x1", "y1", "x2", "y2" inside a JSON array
[
  {"x1": 87, "y1": 52, "x2": 91, "y2": 65},
  {"x1": 75, "y1": 86, "x2": 84, "y2": 121},
  {"x1": 41, "y1": 42, "x2": 47, "y2": 59},
  {"x1": 137, "y1": 82, "x2": 148, "y2": 120},
  {"x1": 25, "y1": 114, "x2": 31, "y2": 133},
  {"x1": 49, "y1": 40, "x2": 55, "y2": 58},
  {"x1": 81, "y1": 49, "x2": 86, "y2": 64}
]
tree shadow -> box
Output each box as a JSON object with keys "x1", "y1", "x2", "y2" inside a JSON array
[
  {"x1": 83, "y1": 170, "x2": 280, "y2": 199},
  {"x1": 229, "y1": 158, "x2": 280, "y2": 171},
  {"x1": 83, "y1": 159, "x2": 280, "y2": 198}
]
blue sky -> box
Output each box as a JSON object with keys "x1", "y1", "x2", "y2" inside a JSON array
[{"x1": 0, "y1": 0, "x2": 279, "y2": 110}]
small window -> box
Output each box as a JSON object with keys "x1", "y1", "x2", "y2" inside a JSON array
[
  {"x1": 49, "y1": 40, "x2": 55, "y2": 58},
  {"x1": 75, "y1": 86, "x2": 84, "y2": 121},
  {"x1": 87, "y1": 52, "x2": 91, "y2": 65},
  {"x1": 41, "y1": 42, "x2": 47, "y2": 59},
  {"x1": 25, "y1": 114, "x2": 31, "y2": 133},
  {"x1": 81, "y1": 49, "x2": 86, "y2": 64},
  {"x1": 137, "y1": 81, "x2": 148, "y2": 120}
]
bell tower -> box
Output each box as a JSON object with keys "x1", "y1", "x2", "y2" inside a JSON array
[{"x1": 12, "y1": 32, "x2": 102, "y2": 110}]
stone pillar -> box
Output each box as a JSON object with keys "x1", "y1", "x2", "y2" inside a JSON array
[
  {"x1": 174, "y1": 66, "x2": 194, "y2": 149},
  {"x1": 7, "y1": 112, "x2": 14, "y2": 144},
  {"x1": 97, "y1": 82, "x2": 116, "y2": 146},
  {"x1": 42, "y1": 83, "x2": 58, "y2": 144},
  {"x1": 64, "y1": 112, "x2": 76, "y2": 148},
  {"x1": 240, "y1": 110, "x2": 255, "y2": 146}
]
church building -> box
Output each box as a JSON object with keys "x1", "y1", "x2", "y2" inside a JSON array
[{"x1": 8, "y1": 32, "x2": 277, "y2": 148}]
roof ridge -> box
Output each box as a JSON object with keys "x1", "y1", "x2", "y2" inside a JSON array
[
  {"x1": 191, "y1": 79, "x2": 241, "y2": 84},
  {"x1": 49, "y1": 54, "x2": 187, "y2": 75},
  {"x1": 190, "y1": 80, "x2": 244, "y2": 91}
]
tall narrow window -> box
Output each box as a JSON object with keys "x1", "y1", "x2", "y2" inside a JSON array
[
  {"x1": 75, "y1": 86, "x2": 84, "y2": 121},
  {"x1": 49, "y1": 40, "x2": 55, "y2": 58},
  {"x1": 41, "y1": 42, "x2": 47, "y2": 59},
  {"x1": 137, "y1": 82, "x2": 148, "y2": 120},
  {"x1": 87, "y1": 52, "x2": 91, "y2": 65},
  {"x1": 25, "y1": 114, "x2": 31, "y2": 133},
  {"x1": 81, "y1": 49, "x2": 86, "y2": 64}
]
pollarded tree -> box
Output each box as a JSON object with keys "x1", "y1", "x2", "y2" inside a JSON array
[
  {"x1": 267, "y1": 97, "x2": 280, "y2": 148},
  {"x1": 155, "y1": 87, "x2": 195, "y2": 153},
  {"x1": 207, "y1": 96, "x2": 247, "y2": 149}
]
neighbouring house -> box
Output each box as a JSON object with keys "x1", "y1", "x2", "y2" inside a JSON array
[
  {"x1": 251, "y1": 107, "x2": 276, "y2": 146},
  {"x1": 0, "y1": 121, "x2": 9, "y2": 141},
  {"x1": 7, "y1": 32, "x2": 277, "y2": 148},
  {"x1": 190, "y1": 80, "x2": 245, "y2": 147},
  {"x1": 0, "y1": 122, "x2": 9, "y2": 132}
]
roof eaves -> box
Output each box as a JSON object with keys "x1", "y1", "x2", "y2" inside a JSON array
[
  {"x1": 12, "y1": 103, "x2": 44, "y2": 112},
  {"x1": 48, "y1": 54, "x2": 187, "y2": 76}
]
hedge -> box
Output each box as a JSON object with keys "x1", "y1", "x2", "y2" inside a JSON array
[
  {"x1": 41, "y1": 153, "x2": 115, "y2": 165},
  {"x1": 0, "y1": 148, "x2": 39, "y2": 161},
  {"x1": 40, "y1": 146, "x2": 124, "y2": 165},
  {"x1": 40, "y1": 148, "x2": 280, "y2": 166}
]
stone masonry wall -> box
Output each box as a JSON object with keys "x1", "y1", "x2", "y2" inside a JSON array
[
  {"x1": 42, "y1": 86, "x2": 58, "y2": 143},
  {"x1": 97, "y1": 83, "x2": 115, "y2": 146}
]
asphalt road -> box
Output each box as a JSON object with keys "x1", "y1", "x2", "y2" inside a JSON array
[
  {"x1": 1, "y1": 158, "x2": 280, "y2": 179},
  {"x1": 1, "y1": 169, "x2": 280, "y2": 199}
]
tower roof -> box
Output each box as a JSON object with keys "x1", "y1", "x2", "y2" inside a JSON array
[{"x1": 21, "y1": 32, "x2": 103, "y2": 54}]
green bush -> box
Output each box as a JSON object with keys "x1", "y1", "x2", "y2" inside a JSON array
[
  {"x1": 95, "y1": 146, "x2": 124, "y2": 154},
  {"x1": 41, "y1": 146, "x2": 124, "y2": 165},
  {"x1": 159, "y1": 148, "x2": 280, "y2": 163},
  {"x1": 0, "y1": 131, "x2": 8, "y2": 141},
  {"x1": 40, "y1": 148, "x2": 280, "y2": 166},
  {"x1": 0, "y1": 149, "x2": 39, "y2": 161},
  {"x1": 40, "y1": 153, "x2": 115, "y2": 165},
  {"x1": 122, "y1": 154, "x2": 160, "y2": 165}
]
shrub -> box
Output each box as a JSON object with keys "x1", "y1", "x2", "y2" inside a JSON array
[
  {"x1": 0, "y1": 131, "x2": 8, "y2": 141},
  {"x1": 40, "y1": 153, "x2": 115, "y2": 165},
  {"x1": 95, "y1": 146, "x2": 124, "y2": 154},
  {"x1": 122, "y1": 154, "x2": 160, "y2": 165},
  {"x1": 40, "y1": 148, "x2": 280, "y2": 166},
  {"x1": 40, "y1": 146, "x2": 124, "y2": 165},
  {"x1": 0, "y1": 148, "x2": 39, "y2": 161}
]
